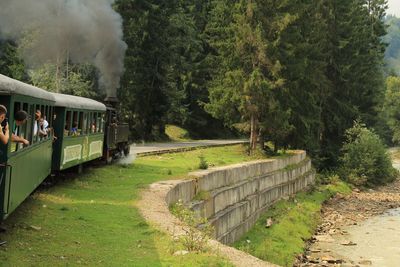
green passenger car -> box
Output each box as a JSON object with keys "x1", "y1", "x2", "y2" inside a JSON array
[
  {"x1": 51, "y1": 93, "x2": 107, "y2": 171},
  {"x1": 0, "y1": 74, "x2": 55, "y2": 219}
]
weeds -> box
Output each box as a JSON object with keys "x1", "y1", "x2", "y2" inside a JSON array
[
  {"x1": 171, "y1": 200, "x2": 214, "y2": 252},
  {"x1": 198, "y1": 155, "x2": 208, "y2": 170}
]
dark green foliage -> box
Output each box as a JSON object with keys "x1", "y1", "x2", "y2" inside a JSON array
[
  {"x1": 340, "y1": 121, "x2": 397, "y2": 186},
  {"x1": 319, "y1": 0, "x2": 387, "y2": 167},
  {"x1": 381, "y1": 76, "x2": 400, "y2": 144},
  {"x1": 0, "y1": 40, "x2": 28, "y2": 81},
  {"x1": 198, "y1": 155, "x2": 208, "y2": 170},
  {"x1": 1, "y1": 0, "x2": 393, "y2": 170},
  {"x1": 116, "y1": 0, "x2": 232, "y2": 140}
]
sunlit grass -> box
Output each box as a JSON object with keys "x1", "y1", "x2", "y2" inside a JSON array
[
  {"x1": 233, "y1": 180, "x2": 352, "y2": 267},
  {"x1": 0, "y1": 144, "x2": 266, "y2": 266},
  {"x1": 165, "y1": 124, "x2": 191, "y2": 141}
]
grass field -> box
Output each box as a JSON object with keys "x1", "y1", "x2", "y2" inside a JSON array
[
  {"x1": 233, "y1": 177, "x2": 352, "y2": 266},
  {"x1": 0, "y1": 144, "x2": 265, "y2": 266},
  {"x1": 165, "y1": 125, "x2": 191, "y2": 141}
]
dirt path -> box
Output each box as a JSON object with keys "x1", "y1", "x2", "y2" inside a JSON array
[
  {"x1": 137, "y1": 180, "x2": 279, "y2": 267},
  {"x1": 296, "y1": 153, "x2": 400, "y2": 266}
]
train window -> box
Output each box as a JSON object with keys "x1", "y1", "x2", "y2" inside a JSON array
[
  {"x1": 11, "y1": 102, "x2": 31, "y2": 152},
  {"x1": 25, "y1": 103, "x2": 33, "y2": 144},
  {"x1": 49, "y1": 107, "x2": 53, "y2": 128},
  {"x1": 96, "y1": 113, "x2": 101, "y2": 133},
  {"x1": 71, "y1": 111, "x2": 79, "y2": 136},
  {"x1": 92, "y1": 113, "x2": 97, "y2": 134},
  {"x1": 32, "y1": 104, "x2": 39, "y2": 144},
  {"x1": 86, "y1": 112, "x2": 91, "y2": 135},
  {"x1": 65, "y1": 110, "x2": 71, "y2": 137},
  {"x1": 81, "y1": 112, "x2": 87, "y2": 135},
  {"x1": 77, "y1": 112, "x2": 83, "y2": 136},
  {"x1": 40, "y1": 105, "x2": 49, "y2": 140},
  {"x1": 10, "y1": 102, "x2": 21, "y2": 153},
  {"x1": 100, "y1": 113, "x2": 105, "y2": 133}
]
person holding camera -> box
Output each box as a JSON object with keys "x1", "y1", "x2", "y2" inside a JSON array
[{"x1": 0, "y1": 105, "x2": 9, "y2": 145}]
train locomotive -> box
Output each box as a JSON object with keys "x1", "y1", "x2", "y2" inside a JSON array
[{"x1": 0, "y1": 74, "x2": 130, "y2": 219}]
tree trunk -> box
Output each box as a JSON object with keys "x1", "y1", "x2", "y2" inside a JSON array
[
  {"x1": 259, "y1": 130, "x2": 264, "y2": 150},
  {"x1": 250, "y1": 113, "x2": 258, "y2": 154}
]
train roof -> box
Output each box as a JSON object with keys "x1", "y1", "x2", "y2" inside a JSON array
[
  {"x1": 52, "y1": 93, "x2": 106, "y2": 111},
  {"x1": 0, "y1": 74, "x2": 56, "y2": 101}
]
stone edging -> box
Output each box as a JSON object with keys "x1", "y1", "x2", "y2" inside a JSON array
[
  {"x1": 137, "y1": 151, "x2": 315, "y2": 267},
  {"x1": 138, "y1": 179, "x2": 279, "y2": 267}
]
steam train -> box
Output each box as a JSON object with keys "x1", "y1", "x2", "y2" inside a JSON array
[{"x1": 0, "y1": 74, "x2": 130, "y2": 219}]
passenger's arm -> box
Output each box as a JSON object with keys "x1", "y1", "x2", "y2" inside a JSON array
[
  {"x1": 0, "y1": 124, "x2": 9, "y2": 145},
  {"x1": 11, "y1": 134, "x2": 29, "y2": 145}
]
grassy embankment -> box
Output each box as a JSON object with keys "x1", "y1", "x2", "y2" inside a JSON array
[
  {"x1": 0, "y1": 144, "x2": 269, "y2": 266},
  {"x1": 233, "y1": 176, "x2": 352, "y2": 267},
  {"x1": 165, "y1": 124, "x2": 191, "y2": 141}
]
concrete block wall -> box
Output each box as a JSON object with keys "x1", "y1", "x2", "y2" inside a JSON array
[{"x1": 165, "y1": 150, "x2": 315, "y2": 245}]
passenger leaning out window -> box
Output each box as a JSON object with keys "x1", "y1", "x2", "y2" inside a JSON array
[
  {"x1": 71, "y1": 122, "x2": 79, "y2": 136},
  {"x1": 0, "y1": 105, "x2": 9, "y2": 145},
  {"x1": 12, "y1": 110, "x2": 29, "y2": 146}
]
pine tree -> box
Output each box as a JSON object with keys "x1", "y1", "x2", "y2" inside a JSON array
[{"x1": 205, "y1": 0, "x2": 289, "y2": 152}]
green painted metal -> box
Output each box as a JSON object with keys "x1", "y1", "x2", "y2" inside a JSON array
[
  {"x1": 52, "y1": 107, "x2": 105, "y2": 171},
  {"x1": 0, "y1": 94, "x2": 54, "y2": 219},
  {"x1": 4, "y1": 139, "x2": 52, "y2": 218},
  {"x1": 0, "y1": 76, "x2": 109, "y2": 219},
  {"x1": 59, "y1": 134, "x2": 104, "y2": 170}
]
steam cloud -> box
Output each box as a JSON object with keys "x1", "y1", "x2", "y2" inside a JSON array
[{"x1": 0, "y1": 0, "x2": 127, "y2": 98}]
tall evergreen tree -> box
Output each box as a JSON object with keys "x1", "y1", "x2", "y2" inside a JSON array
[
  {"x1": 320, "y1": 0, "x2": 387, "y2": 166},
  {"x1": 205, "y1": 0, "x2": 290, "y2": 152}
]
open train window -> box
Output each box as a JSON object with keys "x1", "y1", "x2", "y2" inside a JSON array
[
  {"x1": 96, "y1": 113, "x2": 101, "y2": 133},
  {"x1": 100, "y1": 113, "x2": 105, "y2": 133},
  {"x1": 42, "y1": 105, "x2": 49, "y2": 140},
  {"x1": 92, "y1": 113, "x2": 97, "y2": 134},
  {"x1": 11, "y1": 102, "x2": 30, "y2": 152},
  {"x1": 11, "y1": 102, "x2": 21, "y2": 153},
  {"x1": 65, "y1": 110, "x2": 71, "y2": 137},
  {"x1": 82, "y1": 112, "x2": 87, "y2": 135},
  {"x1": 24, "y1": 103, "x2": 32, "y2": 144},
  {"x1": 78, "y1": 112, "x2": 84, "y2": 135},
  {"x1": 32, "y1": 104, "x2": 40, "y2": 144},
  {"x1": 71, "y1": 111, "x2": 79, "y2": 136}
]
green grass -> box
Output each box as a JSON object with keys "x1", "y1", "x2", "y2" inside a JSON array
[
  {"x1": 0, "y1": 144, "x2": 267, "y2": 267},
  {"x1": 233, "y1": 179, "x2": 352, "y2": 267},
  {"x1": 165, "y1": 124, "x2": 190, "y2": 141}
]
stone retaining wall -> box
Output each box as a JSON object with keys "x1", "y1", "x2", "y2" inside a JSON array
[{"x1": 165, "y1": 150, "x2": 315, "y2": 245}]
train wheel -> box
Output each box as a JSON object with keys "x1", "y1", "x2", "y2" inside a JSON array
[
  {"x1": 123, "y1": 144, "x2": 130, "y2": 156},
  {"x1": 105, "y1": 150, "x2": 113, "y2": 164}
]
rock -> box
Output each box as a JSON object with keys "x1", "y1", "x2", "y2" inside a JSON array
[
  {"x1": 29, "y1": 225, "x2": 41, "y2": 231},
  {"x1": 265, "y1": 218, "x2": 273, "y2": 228},
  {"x1": 341, "y1": 240, "x2": 357, "y2": 246},
  {"x1": 314, "y1": 234, "x2": 335, "y2": 243},
  {"x1": 359, "y1": 260, "x2": 372, "y2": 265},
  {"x1": 308, "y1": 258, "x2": 320, "y2": 264},
  {"x1": 310, "y1": 249, "x2": 321, "y2": 253},
  {"x1": 173, "y1": 250, "x2": 189, "y2": 256}
]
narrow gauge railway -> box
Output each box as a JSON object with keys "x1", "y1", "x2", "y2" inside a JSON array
[{"x1": 0, "y1": 74, "x2": 130, "y2": 219}]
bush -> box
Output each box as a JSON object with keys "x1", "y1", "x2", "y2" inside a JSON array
[
  {"x1": 340, "y1": 121, "x2": 398, "y2": 186},
  {"x1": 198, "y1": 155, "x2": 208, "y2": 170},
  {"x1": 170, "y1": 200, "x2": 213, "y2": 252}
]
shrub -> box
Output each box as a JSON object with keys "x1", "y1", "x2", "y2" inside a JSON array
[
  {"x1": 198, "y1": 155, "x2": 208, "y2": 170},
  {"x1": 340, "y1": 121, "x2": 398, "y2": 186},
  {"x1": 170, "y1": 200, "x2": 213, "y2": 252}
]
